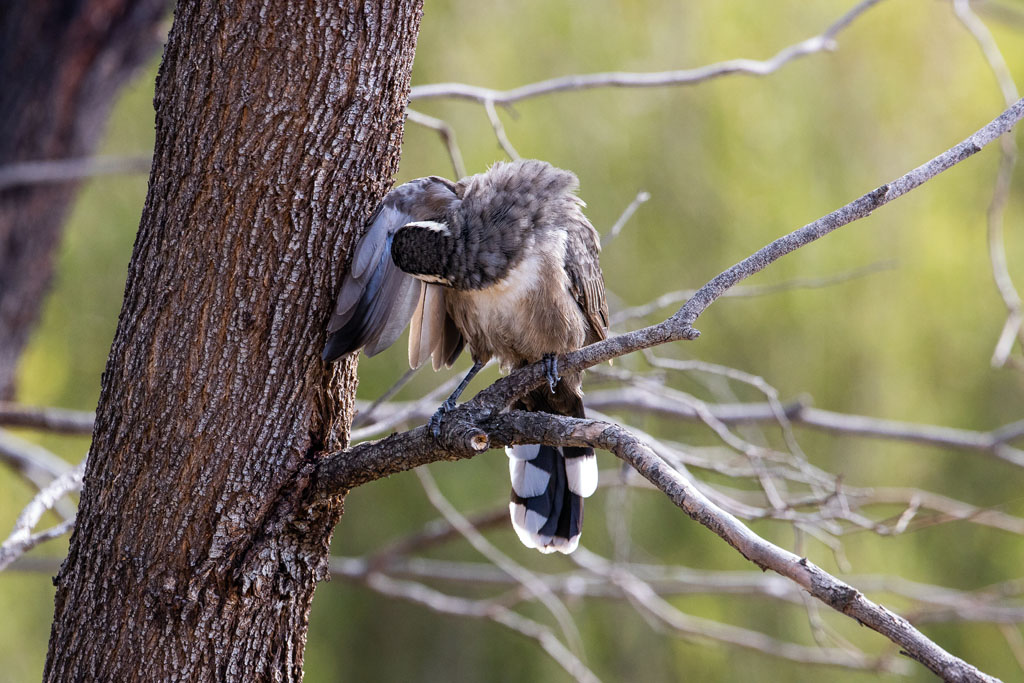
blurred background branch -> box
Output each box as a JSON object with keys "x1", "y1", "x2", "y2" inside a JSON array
[
  {"x1": 0, "y1": 155, "x2": 153, "y2": 191},
  {"x1": 406, "y1": 0, "x2": 885, "y2": 105}
]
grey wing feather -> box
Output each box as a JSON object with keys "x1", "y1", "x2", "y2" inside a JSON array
[
  {"x1": 407, "y1": 283, "x2": 429, "y2": 367},
  {"x1": 565, "y1": 217, "x2": 609, "y2": 342},
  {"x1": 409, "y1": 283, "x2": 446, "y2": 369},
  {"x1": 433, "y1": 310, "x2": 465, "y2": 370},
  {"x1": 323, "y1": 176, "x2": 460, "y2": 363},
  {"x1": 408, "y1": 283, "x2": 465, "y2": 370},
  {"x1": 363, "y1": 267, "x2": 421, "y2": 356},
  {"x1": 322, "y1": 205, "x2": 422, "y2": 362},
  {"x1": 350, "y1": 216, "x2": 387, "y2": 280}
]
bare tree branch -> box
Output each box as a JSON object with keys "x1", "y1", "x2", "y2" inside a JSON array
[
  {"x1": 954, "y1": 0, "x2": 1020, "y2": 105},
  {"x1": 952, "y1": 0, "x2": 1024, "y2": 369},
  {"x1": 0, "y1": 402, "x2": 96, "y2": 434},
  {"x1": 610, "y1": 261, "x2": 897, "y2": 325},
  {"x1": 602, "y1": 190, "x2": 650, "y2": 246},
  {"x1": 406, "y1": 109, "x2": 467, "y2": 178},
  {"x1": 0, "y1": 429, "x2": 79, "y2": 521},
  {"x1": 332, "y1": 552, "x2": 1024, "y2": 626},
  {"x1": 484, "y1": 412, "x2": 1000, "y2": 682},
  {"x1": 349, "y1": 381, "x2": 1024, "y2": 465},
  {"x1": 849, "y1": 487, "x2": 1024, "y2": 536},
  {"x1": 670, "y1": 97, "x2": 1024, "y2": 332},
  {"x1": 421, "y1": 100, "x2": 1024, "y2": 425},
  {"x1": 570, "y1": 548, "x2": 906, "y2": 674},
  {"x1": 358, "y1": 571, "x2": 601, "y2": 683},
  {"x1": 0, "y1": 155, "x2": 152, "y2": 190},
  {"x1": 483, "y1": 99, "x2": 520, "y2": 160},
  {"x1": 407, "y1": 0, "x2": 885, "y2": 105},
  {"x1": 414, "y1": 467, "x2": 585, "y2": 659},
  {"x1": 0, "y1": 429, "x2": 73, "y2": 480},
  {"x1": 582, "y1": 386, "x2": 1024, "y2": 464},
  {"x1": 333, "y1": 552, "x2": 906, "y2": 673},
  {"x1": 0, "y1": 459, "x2": 85, "y2": 571},
  {"x1": 0, "y1": 2, "x2": 882, "y2": 195}
]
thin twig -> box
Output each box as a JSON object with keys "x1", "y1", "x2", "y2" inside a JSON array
[
  {"x1": 406, "y1": 109, "x2": 467, "y2": 178},
  {"x1": 349, "y1": 372, "x2": 465, "y2": 441},
  {"x1": 0, "y1": 459, "x2": 85, "y2": 571},
  {"x1": 572, "y1": 548, "x2": 906, "y2": 673},
  {"x1": 644, "y1": 357, "x2": 819, "y2": 493},
  {"x1": 952, "y1": 0, "x2": 1024, "y2": 368},
  {"x1": 349, "y1": 387, "x2": 1024, "y2": 464},
  {"x1": 0, "y1": 430, "x2": 79, "y2": 520},
  {"x1": 366, "y1": 507, "x2": 509, "y2": 568},
  {"x1": 414, "y1": 467, "x2": 585, "y2": 659},
  {"x1": 360, "y1": 572, "x2": 601, "y2": 683},
  {"x1": 408, "y1": 0, "x2": 885, "y2": 105},
  {"x1": 483, "y1": 412, "x2": 1000, "y2": 682},
  {"x1": 328, "y1": 554, "x2": 1024, "y2": 625},
  {"x1": 352, "y1": 366, "x2": 422, "y2": 428},
  {"x1": 483, "y1": 99, "x2": 520, "y2": 160},
  {"x1": 0, "y1": 402, "x2": 96, "y2": 434},
  {"x1": 580, "y1": 386, "x2": 1024, "y2": 464},
  {"x1": 610, "y1": 261, "x2": 897, "y2": 325},
  {"x1": 977, "y1": 0, "x2": 1024, "y2": 28},
  {"x1": 602, "y1": 191, "x2": 650, "y2": 245},
  {"x1": 0, "y1": 429, "x2": 74, "y2": 480},
  {"x1": 672, "y1": 98, "x2": 1024, "y2": 333},
  {"x1": 0, "y1": 155, "x2": 152, "y2": 190},
  {"x1": 999, "y1": 623, "x2": 1024, "y2": 672}
]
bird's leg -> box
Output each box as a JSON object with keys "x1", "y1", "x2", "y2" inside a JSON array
[
  {"x1": 542, "y1": 353, "x2": 560, "y2": 393},
  {"x1": 429, "y1": 359, "x2": 485, "y2": 437}
]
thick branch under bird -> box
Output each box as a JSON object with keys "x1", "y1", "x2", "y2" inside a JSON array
[{"x1": 323, "y1": 159, "x2": 609, "y2": 554}]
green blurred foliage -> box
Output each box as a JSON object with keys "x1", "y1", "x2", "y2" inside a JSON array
[{"x1": 3, "y1": 0, "x2": 1024, "y2": 681}]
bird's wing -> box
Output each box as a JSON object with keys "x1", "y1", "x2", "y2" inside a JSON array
[
  {"x1": 323, "y1": 202, "x2": 422, "y2": 361},
  {"x1": 408, "y1": 283, "x2": 466, "y2": 370},
  {"x1": 565, "y1": 217, "x2": 609, "y2": 342},
  {"x1": 433, "y1": 307, "x2": 465, "y2": 370},
  {"x1": 409, "y1": 283, "x2": 445, "y2": 369},
  {"x1": 323, "y1": 178, "x2": 458, "y2": 363}
]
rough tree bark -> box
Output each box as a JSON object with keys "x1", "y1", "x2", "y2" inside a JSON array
[
  {"x1": 0, "y1": 0, "x2": 169, "y2": 399},
  {"x1": 43, "y1": 0, "x2": 423, "y2": 679}
]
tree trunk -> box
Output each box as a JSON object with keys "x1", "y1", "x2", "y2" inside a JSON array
[
  {"x1": 0, "y1": 0, "x2": 169, "y2": 399},
  {"x1": 43, "y1": 0, "x2": 423, "y2": 679}
]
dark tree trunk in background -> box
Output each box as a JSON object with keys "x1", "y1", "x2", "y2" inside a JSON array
[
  {"x1": 0, "y1": 0, "x2": 169, "y2": 399},
  {"x1": 43, "y1": 0, "x2": 422, "y2": 679}
]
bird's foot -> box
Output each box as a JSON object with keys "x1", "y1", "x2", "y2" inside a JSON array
[
  {"x1": 542, "y1": 353, "x2": 561, "y2": 393},
  {"x1": 429, "y1": 398, "x2": 457, "y2": 438}
]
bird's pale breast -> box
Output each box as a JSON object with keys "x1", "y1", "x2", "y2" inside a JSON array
[{"x1": 446, "y1": 229, "x2": 587, "y2": 370}]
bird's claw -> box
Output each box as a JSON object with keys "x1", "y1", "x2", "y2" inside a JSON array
[
  {"x1": 429, "y1": 398, "x2": 457, "y2": 438},
  {"x1": 542, "y1": 353, "x2": 561, "y2": 393}
]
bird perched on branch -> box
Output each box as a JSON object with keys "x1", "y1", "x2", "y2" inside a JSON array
[{"x1": 323, "y1": 159, "x2": 609, "y2": 554}]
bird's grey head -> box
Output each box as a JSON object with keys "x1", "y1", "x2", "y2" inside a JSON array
[
  {"x1": 388, "y1": 175, "x2": 460, "y2": 218},
  {"x1": 459, "y1": 159, "x2": 581, "y2": 215},
  {"x1": 390, "y1": 160, "x2": 587, "y2": 290},
  {"x1": 391, "y1": 220, "x2": 456, "y2": 285}
]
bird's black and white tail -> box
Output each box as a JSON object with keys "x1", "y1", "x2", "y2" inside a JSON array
[{"x1": 507, "y1": 443, "x2": 598, "y2": 553}]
